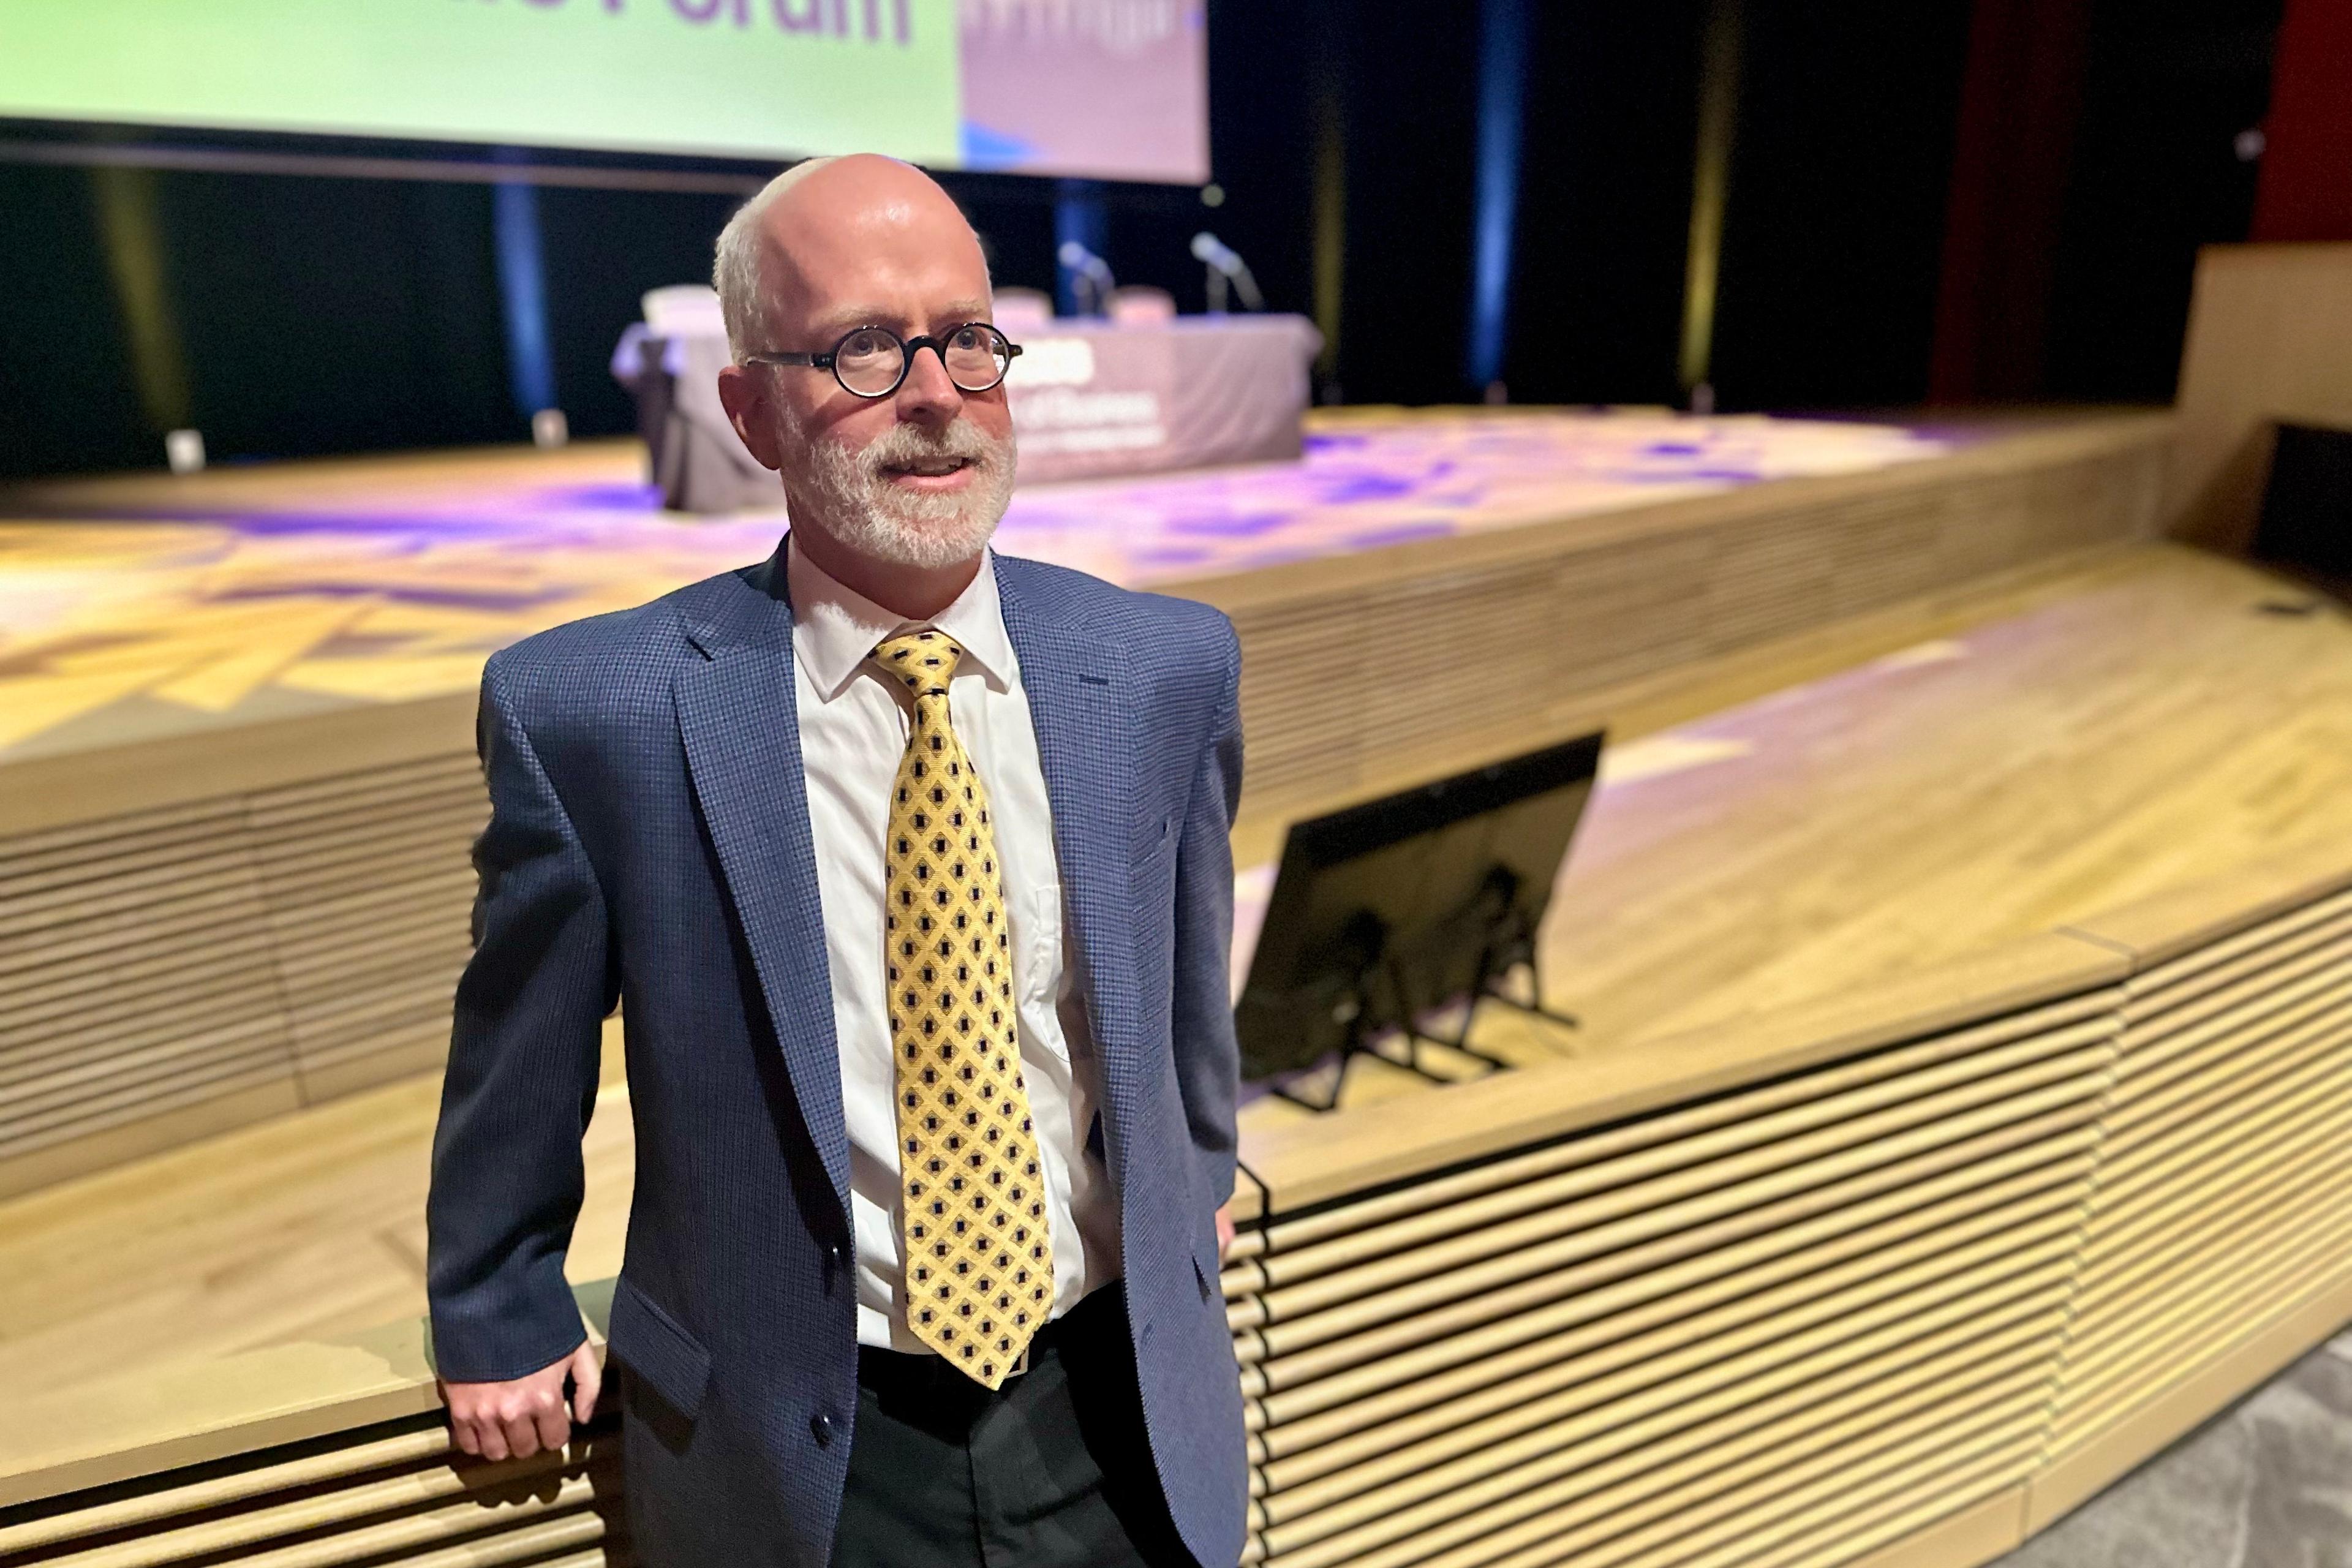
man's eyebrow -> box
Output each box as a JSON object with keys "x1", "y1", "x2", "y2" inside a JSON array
[{"x1": 806, "y1": 301, "x2": 995, "y2": 336}]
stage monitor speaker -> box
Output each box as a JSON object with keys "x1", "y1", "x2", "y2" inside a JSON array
[{"x1": 2256, "y1": 421, "x2": 2352, "y2": 596}]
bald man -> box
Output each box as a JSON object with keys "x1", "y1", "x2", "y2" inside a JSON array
[{"x1": 423, "y1": 154, "x2": 1248, "y2": 1567}]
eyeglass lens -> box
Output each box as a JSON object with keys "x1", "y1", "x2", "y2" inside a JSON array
[{"x1": 834, "y1": 325, "x2": 1013, "y2": 397}]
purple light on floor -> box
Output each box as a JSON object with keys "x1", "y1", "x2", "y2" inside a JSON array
[
  {"x1": 1314, "y1": 473, "x2": 1420, "y2": 503},
  {"x1": 208, "y1": 580, "x2": 575, "y2": 611},
  {"x1": 533, "y1": 483, "x2": 668, "y2": 511},
  {"x1": 1167, "y1": 510, "x2": 1296, "y2": 537}
]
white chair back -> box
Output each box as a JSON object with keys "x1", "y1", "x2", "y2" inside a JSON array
[
  {"x1": 1107, "y1": 285, "x2": 1177, "y2": 325},
  {"x1": 991, "y1": 287, "x2": 1055, "y2": 334},
  {"x1": 642, "y1": 284, "x2": 726, "y2": 337}
]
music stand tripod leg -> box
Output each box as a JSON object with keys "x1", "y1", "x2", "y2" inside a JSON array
[{"x1": 1478, "y1": 949, "x2": 1581, "y2": 1030}]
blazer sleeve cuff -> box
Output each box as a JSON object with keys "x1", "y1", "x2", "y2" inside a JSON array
[{"x1": 429, "y1": 1286, "x2": 591, "y2": 1385}]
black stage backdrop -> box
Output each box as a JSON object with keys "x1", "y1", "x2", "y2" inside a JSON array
[{"x1": 0, "y1": 0, "x2": 2285, "y2": 478}]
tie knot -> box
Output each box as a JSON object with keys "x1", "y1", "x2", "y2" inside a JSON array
[{"x1": 873, "y1": 629, "x2": 964, "y2": 702}]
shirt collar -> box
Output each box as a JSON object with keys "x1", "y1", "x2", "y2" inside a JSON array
[{"x1": 785, "y1": 534, "x2": 1016, "y2": 703}]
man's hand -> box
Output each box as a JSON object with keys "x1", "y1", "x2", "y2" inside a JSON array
[
  {"x1": 1215, "y1": 1200, "x2": 1236, "y2": 1261},
  {"x1": 440, "y1": 1340, "x2": 601, "y2": 1462}
]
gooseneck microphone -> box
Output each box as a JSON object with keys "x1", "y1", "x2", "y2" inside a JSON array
[
  {"x1": 1191, "y1": 232, "x2": 1264, "y2": 314},
  {"x1": 1057, "y1": 241, "x2": 1116, "y2": 317}
]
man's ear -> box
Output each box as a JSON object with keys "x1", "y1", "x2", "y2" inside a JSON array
[{"x1": 717, "y1": 363, "x2": 785, "y2": 472}]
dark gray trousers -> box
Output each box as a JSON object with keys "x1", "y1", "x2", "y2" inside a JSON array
[{"x1": 828, "y1": 1279, "x2": 1200, "y2": 1568}]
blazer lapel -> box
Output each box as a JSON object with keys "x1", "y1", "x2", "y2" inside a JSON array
[
  {"x1": 674, "y1": 549, "x2": 853, "y2": 1219},
  {"x1": 995, "y1": 562, "x2": 1144, "y2": 1138}
]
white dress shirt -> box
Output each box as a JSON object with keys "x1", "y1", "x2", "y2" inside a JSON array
[{"x1": 786, "y1": 537, "x2": 1121, "y2": 1351}]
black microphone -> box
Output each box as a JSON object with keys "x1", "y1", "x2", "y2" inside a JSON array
[{"x1": 1057, "y1": 241, "x2": 1115, "y2": 316}]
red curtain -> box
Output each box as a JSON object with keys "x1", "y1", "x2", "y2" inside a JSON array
[{"x1": 2253, "y1": 0, "x2": 2352, "y2": 242}]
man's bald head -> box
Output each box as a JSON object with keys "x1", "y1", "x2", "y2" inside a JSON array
[
  {"x1": 712, "y1": 154, "x2": 989, "y2": 360},
  {"x1": 710, "y1": 153, "x2": 1017, "y2": 584}
]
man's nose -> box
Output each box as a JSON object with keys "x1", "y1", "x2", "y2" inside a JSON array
[{"x1": 894, "y1": 345, "x2": 965, "y2": 423}]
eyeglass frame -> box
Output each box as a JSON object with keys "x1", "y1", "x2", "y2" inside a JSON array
[{"x1": 741, "y1": 322, "x2": 1024, "y2": 399}]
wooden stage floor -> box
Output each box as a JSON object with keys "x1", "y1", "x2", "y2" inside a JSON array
[
  {"x1": 1, "y1": 542, "x2": 2346, "y2": 1401},
  {"x1": 0, "y1": 409, "x2": 1949, "y2": 764}
]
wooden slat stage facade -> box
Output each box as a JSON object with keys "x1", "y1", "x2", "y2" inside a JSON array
[{"x1": 7, "y1": 850, "x2": 2352, "y2": 1568}]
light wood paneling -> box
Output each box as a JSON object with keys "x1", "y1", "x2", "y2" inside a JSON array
[
  {"x1": 1219, "y1": 846, "x2": 2352, "y2": 1566},
  {"x1": 2168, "y1": 242, "x2": 2352, "y2": 553},
  {"x1": 0, "y1": 1081, "x2": 305, "y2": 1212},
  {"x1": 1177, "y1": 415, "x2": 2165, "y2": 824},
  {"x1": 1235, "y1": 936, "x2": 2124, "y2": 1218},
  {"x1": 2022, "y1": 1265, "x2": 2352, "y2": 1534},
  {"x1": 1223, "y1": 971, "x2": 2119, "y2": 1568},
  {"x1": 6, "y1": 546, "x2": 2350, "y2": 1399},
  {"x1": 9, "y1": 440, "x2": 2352, "y2": 1566},
  {"x1": 0, "y1": 754, "x2": 486, "y2": 1198},
  {"x1": 1231, "y1": 539, "x2": 2352, "y2": 1144},
  {"x1": 0, "y1": 1409, "x2": 628, "y2": 1568},
  {"x1": 1841, "y1": 1487, "x2": 2027, "y2": 1568},
  {"x1": 0, "y1": 695, "x2": 479, "y2": 842},
  {"x1": 12, "y1": 854, "x2": 2352, "y2": 1568},
  {"x1": 2036, "y1": 884, "x2": 2352, "y2": 1469},
  {"x1": 0, "y1": 415, "x2": 2174, "y2": 1199}
]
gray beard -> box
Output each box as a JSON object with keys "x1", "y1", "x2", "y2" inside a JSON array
[{"x1": 785, "y1": 415, "x2": 1018, "y2": 571}]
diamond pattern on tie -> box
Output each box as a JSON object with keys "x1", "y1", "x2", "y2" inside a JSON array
[{"x1": 874, "y1": 629, "x2": 1051, "y2": 1390}]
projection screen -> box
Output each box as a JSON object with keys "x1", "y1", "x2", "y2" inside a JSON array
[{"x1": 0, "y1": 0, "x2": 1208, "y2": 184}]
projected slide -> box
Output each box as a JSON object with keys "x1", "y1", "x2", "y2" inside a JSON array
[{"x1": 0, "y1": 0, "x2": 1207, "y2": 184}]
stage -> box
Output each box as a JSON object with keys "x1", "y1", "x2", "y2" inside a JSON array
[
  {"x1": 0, "y1": 405, "x2": 2169, "y2": 1199},
  {"x1": 5, "y1": 541, "x2": 2349, "y2": 1406},
  {"x1": 12, "y1": 458, "x2": 2352, "y2": 1568}
]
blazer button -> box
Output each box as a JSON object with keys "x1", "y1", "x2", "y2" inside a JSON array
[{"x1": 811, "y1": 1411, "x2": 836, "y2": 1447}]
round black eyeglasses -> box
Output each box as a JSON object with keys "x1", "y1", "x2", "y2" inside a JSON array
[{"x1": 743, "y1": 322, "x2": 1022, "y2": 399}]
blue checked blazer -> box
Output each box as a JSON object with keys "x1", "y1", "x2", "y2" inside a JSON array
[{"x1": 425, "y1": 542, "x2": 1248, "y2": 1567}]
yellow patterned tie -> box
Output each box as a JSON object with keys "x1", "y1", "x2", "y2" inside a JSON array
[{"x1": 873, "y1": 629, "x2": 1052, "y2": 1389}]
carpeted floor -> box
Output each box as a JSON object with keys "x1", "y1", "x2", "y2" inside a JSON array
[{"x1": 1998, "y1": 1329, "x2": 2352, "y2": 1567}]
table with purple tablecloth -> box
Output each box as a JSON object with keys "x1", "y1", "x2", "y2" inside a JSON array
[{"x1": 612, "y1": 314, "x2": 1322, "y2": 513}]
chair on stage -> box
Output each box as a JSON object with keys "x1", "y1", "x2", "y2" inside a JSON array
[
  {"x1": 641, "y1": 284, "x2": 725, "y2": 337},
  {"x1": 991, "y1": 287, "x2": 1055, "y2": 334},
  {"x1": 1107, "y1": 285, "x2": 1177, "y2": 325}
]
